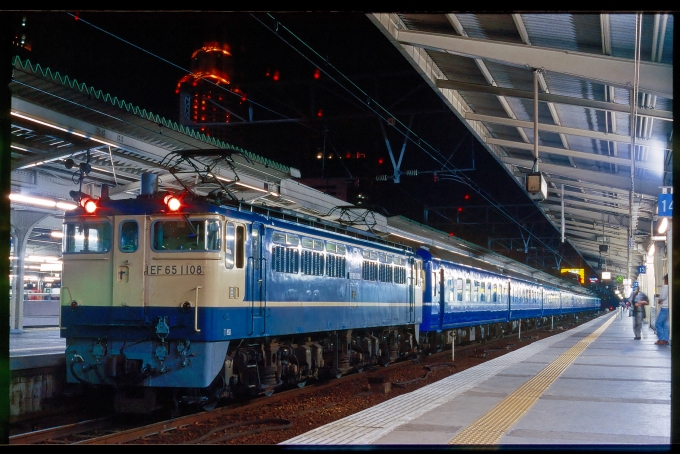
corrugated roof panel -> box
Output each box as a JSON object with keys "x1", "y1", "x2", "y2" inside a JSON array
[
  {"x1": 540, "y1": 71, "x2": 608, "y2": 102},
  {"x1": 458, "y1": 92, "x2": 508, "y2": 119},
  {"x1": 513, "y1": 97, "x2": 558, "y2": 124},
  {"x1": 485, "y1": 123, "x2": 525, "y2": 143},
  {"x1": 397, "y1": 14, "x2": 453, "y2": 34},
  {"x1": 521, "y1": 14, "x2": 602, "y2": 54},
  {"x1": 482, "y1": 61, "x2": 535, "y2": 92},
  {"x1": 429, "y1": 52, "x2": 488, "y2": 85},
  {"x1": 453, "y1": 14, "x2": 523, "y2": 43}
]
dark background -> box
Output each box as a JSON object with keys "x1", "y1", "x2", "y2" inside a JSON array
[{"x1": 10, "y1": 11, "x2": 590, "y2": 274}]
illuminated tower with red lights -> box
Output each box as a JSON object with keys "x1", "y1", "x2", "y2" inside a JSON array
[{"x1": 176, "y1": 42, "x2": 246, "y2": 140}]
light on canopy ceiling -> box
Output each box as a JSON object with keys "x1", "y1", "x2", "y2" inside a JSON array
[{"x1": 658, "y1": 217, "x2": 668, "y2": 234}]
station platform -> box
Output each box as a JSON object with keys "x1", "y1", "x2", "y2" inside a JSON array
[
  {"x1": 9, "y1": 327, "x2": 65, "y2": 370},
  {"x1": 281, "y1": 309, "x2": 672, "y2": 448}
]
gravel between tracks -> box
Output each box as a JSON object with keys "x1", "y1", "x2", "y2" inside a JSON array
[{"x1": 130, "y1": 320, "x2": 589, "y2": 445}]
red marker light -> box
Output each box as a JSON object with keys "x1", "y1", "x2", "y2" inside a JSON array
[
  {"x1": 80, "y1": 197, "x2": 97, "y2": 213},
  {"x1": 164, "y1": 194, "x2": 181, "y2": 211}
]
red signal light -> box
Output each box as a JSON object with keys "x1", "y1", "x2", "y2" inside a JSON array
[
  {"x1": 314, "y1": 68, "x2": 321, "y2": 79},
  {"x1": 457, "y1": 207, "x2": 463, "y2": 212},
  {"x1": 378, "y1": 158, "x2": 384, "y2": 165},
  {"x1": 273, "y1": 70, "x2": 280, "y2": 81},
  {"x1": 317, "y1": 109, "x2": 323, "y2": 117},
  {"x1": 464, "y1": 194, "x2": 470, "y2": 200},
  {"x1": 449, "y1": 232, "x2": 454, "y2": 237}
]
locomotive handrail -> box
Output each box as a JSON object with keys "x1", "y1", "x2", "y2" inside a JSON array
[{"x1": 194, "y1": 286, "x2": 202, "y2": 332}]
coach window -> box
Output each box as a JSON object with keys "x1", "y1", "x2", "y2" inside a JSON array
[
  {"x1": 119, "y1": 220, "x2": 138, "y2": 252},
  {"x1": 472, "y1": 280, "x2": 479, "y2": 302},
  {"x1": 455, "y1": 278, "x2": 463, "y2": 302},
  {"x1": 492, "y1": 284, "x2": 498, "y2": 303},
  {"x1": 479, "y1": 281, "x2": 486, "y2": 302},
  {"x1": 64, "y1": 221, "x2": 112, "y2": 253},
  {"x1": 464, "y1": 279, "x2": 472, "y2": 303}
]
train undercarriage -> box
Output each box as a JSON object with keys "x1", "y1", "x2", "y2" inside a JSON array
[{"x1": 110, "y1": 313, "x2": 583, "y2": 414}]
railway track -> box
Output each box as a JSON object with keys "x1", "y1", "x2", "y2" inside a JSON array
[{"x1": 9, "y1": 313, "x2": 599, "y2": 445}]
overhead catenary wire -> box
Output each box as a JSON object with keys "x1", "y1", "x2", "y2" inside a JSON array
[{"x1": 64, "y1": 11, "x2": 588, "y2": 271}]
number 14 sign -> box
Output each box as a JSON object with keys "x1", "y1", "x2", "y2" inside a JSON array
[{"x1": 658, "y1": 193, "x2": 673, "y2": 217}]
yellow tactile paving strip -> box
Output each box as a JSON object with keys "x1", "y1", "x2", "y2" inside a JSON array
[{"x1": 448, "y1": 313, "x2": 617, "y2": 445}]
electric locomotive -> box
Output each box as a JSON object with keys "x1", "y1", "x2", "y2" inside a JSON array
[{"x1": 60, "y1": 172, "x2": 423, "y2": 412}]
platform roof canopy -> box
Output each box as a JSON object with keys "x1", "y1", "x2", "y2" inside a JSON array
[
  {"x1": 8, "y1": 12, "x2": 672, "y2": 292},
  {"x1": 369, "y1": 12, "x2": 673, "y2": 284}
]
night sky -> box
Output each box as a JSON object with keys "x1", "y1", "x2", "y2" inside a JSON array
[{"x1": 10, "y1": 11, "x2": 578, "y2": 270}]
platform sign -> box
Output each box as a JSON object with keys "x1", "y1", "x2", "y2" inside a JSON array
[
  {"x1": 638, "y1": 266, "x2": 646, "y2": 274},
  {"x1": 633, "y1": 281, "x2": 639, "y2": 289},
  {"x1": 658, "y1": 193, "x2": 673, "y2": 217}
]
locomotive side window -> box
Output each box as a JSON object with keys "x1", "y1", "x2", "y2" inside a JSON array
[
  {"x1": 64, "y1": 221, "x2": 112, "y2": 253},
  {"x1": 272, "y1": 231, "x2": 300, "y2": 274},
  {"x1": 326, "y1": 242, "x2": 346, "y2": 278},
  {"x1": 225, "y1": 222, "x2": 235, "y2": 269},
  {"x1": 378, "y1": 254, "x2": 394, "y2": 283},
  {"x1": 152, "y1": 218, "x2": 221, "y2": 251},
  {"x1": 235, "y1": 224, "x2": 245, "y2": 268},
  {"x1": 250, "y1": 226, "x2": 259, "y2": 270},
  {"x1": 361, "y1": 249, "x2": 378, "y2": 281},
  {"x1": 119, "y1": 221, "x2": 138, "y2": 252},
  {"x1": 301, "y1": 237, "x2": 324, "y2": 276}
]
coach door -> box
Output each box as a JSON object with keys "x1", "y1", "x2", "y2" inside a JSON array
[
  {"x1": 407, "y1": 258, "x2": 419, "y2": 323},
  {"x1": 247, "y1": 222, "x2": 266, "y2": 335},
  {"x1": 112, "y1": 216, "x2": 147, "y2": 312}
]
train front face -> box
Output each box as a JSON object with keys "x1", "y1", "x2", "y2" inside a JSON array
[{"x1": 61, "y1": 195, "x2": 240, "y2": 389}]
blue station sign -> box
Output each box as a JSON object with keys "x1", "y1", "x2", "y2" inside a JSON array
[{"x1": 658, "y1": 193, "x2": 673, "y2": 217}]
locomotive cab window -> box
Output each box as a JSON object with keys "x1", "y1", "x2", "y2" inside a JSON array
[
  {"x1": 64, "y1": 220, "x2": 112, "y2": 253},
  {"x1": 119, "y1": 220, "x2": 139, "y2": 252},
  {"x1": 152, "y1": 218, "x2": 221, "y2": 252}
]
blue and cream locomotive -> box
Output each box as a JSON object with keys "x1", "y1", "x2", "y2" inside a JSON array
[{"x1": 60, "y1": 171, "x2": 600, "y2": 412}]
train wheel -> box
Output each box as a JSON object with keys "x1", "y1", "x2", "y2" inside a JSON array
[{"x1": 193, "y1": 374, "x2": 225, "y2": 411}]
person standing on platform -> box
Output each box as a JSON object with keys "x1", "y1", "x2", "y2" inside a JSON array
[
  {"x1": 630, "y1": 287, "x2": 649, "y2": 340},
  {"x1": 654, "y1": 274, "x2": 669, "y2": 345}
]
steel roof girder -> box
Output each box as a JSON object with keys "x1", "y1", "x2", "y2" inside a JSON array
[
  {"x1": 395, "y1": 29, "x2": 673, "y2": 99},
  {"x1": 469, "y1": 112, "x2": 668, "y2": 150}
]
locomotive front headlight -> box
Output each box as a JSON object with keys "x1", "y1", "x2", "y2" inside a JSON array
[
  {"x1": 181, "y1": 301, "x2": 192, "y2": 311},
  {"x1": 70, "y1": 300, "x2": 79, "y2": 309}
]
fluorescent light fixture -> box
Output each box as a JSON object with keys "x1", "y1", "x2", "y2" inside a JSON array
[
  {"x1": 10, "y1": 193, "x2": 78, "y2": 210},
  {"x1": 50, "y1": 231, "x2": 64, "y2": 238},
  {"x1": 652, "y1": 235, "x2": 667, "y2": 241},
  {"x1": 11, "y1": 111, "x2": 117, "y2": 147},
  {"x1": 27, "y1": 255, "x2": 61, "y2": 262},
  {"x1": 658, "y1": 217, "x2": 668, "y2": 234},
  {"x1": 648, "y1": 243, "x2": 655, "y2": 256},
  {"x1": 40, "y1": 263, "x2": 63, "y2": 272}
]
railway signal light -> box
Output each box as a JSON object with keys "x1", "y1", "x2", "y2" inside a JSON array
[{"x1": 313, "y1": 68, "x2": 321, "y2": 79}]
